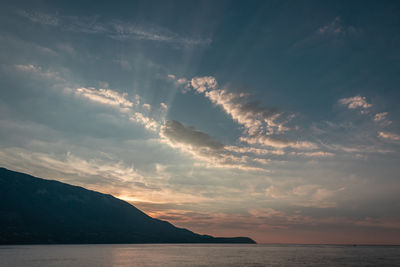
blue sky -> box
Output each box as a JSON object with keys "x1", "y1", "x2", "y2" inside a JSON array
[{"x1": 1, "y1": 0, "x2": 399, "y2": 244}]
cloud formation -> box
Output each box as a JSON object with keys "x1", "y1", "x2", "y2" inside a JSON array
[
  {"x1": 374, "y1": 112, "x2": 388, "y2": 122},
  {"x1": 374, "y1": 112, "x2": 392, "y2": 126},
  {"x1": 129, "y1": 112, "x2": 159, "y2": 131},
  {"x1": 290, "y1": 151, "x2": 335, "y2": 158},
  {"x1": 378, "y1": 131, "x2": 400, "y2": 141},
  {"x1": 75, "y1": 87, "x2": 160, "y2": 131},
  {"x1": 190, "y1": 76, "x2": 289, "y2": 137},
  {"x1": 224, "y1": 145, "x2": 284, "y2": 156},
  {"x1": 191, "y1": 76, "x2": 218, "y2": 93},
  {"x1": 160, "y1": 120, "x2": 269, "y2": 172},
  {"x1": 168, "y1": 75, "x2": 323, "y2": 152},
  {"x1": 19, "y1": 10, "x2": 211, "y2": 47},
  {"x1": 240, "y1": 136, "x2": 317, "y2": 150},
  {"x1": 76, "y1": 87, "x2": 133, "y2": 110},
  {"x1": 14, "y1": 64, "x2": 62, "y2": 81},
  {"x1": 168, "y1": 74, "x2": 190, "y2": 92},
  {"x1": 172, "y1": 75, "x2": 299, "y2": 149},
  {"x1": 161, "y1": 120, "x2": 224, "y2": 150},
  {"x1": 0, "y1": 149, "x2": 144, "y2": 186},
  {"x1": 339, "y1": 95, "x2": 372, "y2": 113},
  {"x1": 18, "y1": 10, "x2": 59, "y2": 26},
  {"x1": 317, "y1": 17, "x2": 360, "y2": 37}
]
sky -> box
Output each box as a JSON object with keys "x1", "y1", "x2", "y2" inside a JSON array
[{"x1": 0, "y1": 0, "x2": 399, "y2": 244}]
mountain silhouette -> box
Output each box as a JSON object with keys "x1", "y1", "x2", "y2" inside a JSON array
[{"x1": 0, "y1": 167, "x2": 255, "y2": 244}]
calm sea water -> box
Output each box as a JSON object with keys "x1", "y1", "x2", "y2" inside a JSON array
[{"x1": 0, "y1": 244, "x2": 399, "y2": 267}]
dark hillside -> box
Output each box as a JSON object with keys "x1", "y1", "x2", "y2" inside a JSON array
[{"x1": 0, "y1": 167, "x2": 255, "y2": 244}]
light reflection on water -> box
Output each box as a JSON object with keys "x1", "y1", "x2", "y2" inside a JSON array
[{"x1": 0, "y1": 244, "x2": 399, "y2": 266}]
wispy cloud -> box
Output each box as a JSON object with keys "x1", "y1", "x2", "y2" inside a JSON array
[
  {"x1": 264, "y1": 184, "x2": 343, "y2": 208},
  {"x1": 160, "y1": 120, "x2": 269, "y2": 172},
  {"x1": 378, "y1": 131, "x2": 400, "y2": 141},
  {"x1": 72, "y1": 87, "x2": 273, "y2": 171},
  {"x1": 113, "y1": 59, "x2": 132, "y2": 70},
  {"x1": 19, "y1": 10, "x2": 211, "y2": 47},
  {"x1": 0, "y1": 149, "x2": 143, "y2": 185},
  {"x1": 290, "y1": 151, "x2": 335, "y2": 158},
  {"x1": 14, "y1": 64, "x2": 63, "y2": 81},
  {"x1": 323, "y1": 143, "x2": 393, "y2": 154},
  {"x1": 293, "y1": 16, "x2": 362, "y2": 48},
  {"x1": 74, "y1": 87, "x2": 160, "y2": 131},
  {"x1": 339, "y1": 95, "x2": 372, "y2": 113},
  {"x1": 0, "y1": 147, "x2": 212, "y2": 205},
  {"x1": 240, "y1": 136, "x2": 317, "y2": 150},
  {"x1": 374, "y1": 112, "x2": 388, "y2": 122},
  {"x1": 168, "y1": 74, "x2": 190, "y2": 92},
  {"x1": 374, "y1": 112, "x2": 392, "y2": 126},
  {"x1": 129, "y1": 112, "x2": 159, "y2": 131},
  {"x1": 224, "y1": 145, "x2": 284, "y2": 156},
  {"x1": 190, "y1": 76, "x2": 289, "y2": 136},
  {"x1": 13, "y1": 63, "x2": 164, "y2": 133},
  {"x1": 75, "y1": 87, "x2": 133, "y2": 110},
  {"x1": 317, "y1": 17, "x2": 360, "y2": 37},
  {"x1": 169, "y1": 75, "x2": 321, "y2": 151},
  {"x1": 18, "y1": 10, "x2": 59, "y2": 26}
]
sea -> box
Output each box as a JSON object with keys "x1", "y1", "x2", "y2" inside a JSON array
[{"x1": 0, "y1": 244, "x2": 399, "y2": 267}]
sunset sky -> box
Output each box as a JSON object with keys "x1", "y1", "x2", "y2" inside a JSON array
[{"x1": 1, "y1": 0, "x2": 399, "y2": 244}]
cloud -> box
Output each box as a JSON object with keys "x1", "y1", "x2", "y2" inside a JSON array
[
  {"x1": 14, "y1": 64, "x2": 62, "y2": 81},
  {"x1": 71, "y1": 85, "x2": 278, "y2": 170},
  {"x1": 11, "y1": 64, "x2": 162, "y2": 133},
  {"x1": 109, "y1": 21, "x2": 212, "y2": 46},
  {"x1": 19, "y1": 10, "x2": 211, "y2": 47},
  {"x1": 160, "y1": 102, "x2": 168, "y2": 110},
  {"x1": 374, "y1": 112, "x2": 392, "y2": 126},
  {"x1": 378, "y1": 132, "x2": 400, "y2": 141},
  {"x1": 191, "y1": 76, "x2": 218, "y2": 93},
  {"x1": 0, "y1": 149, "x2": 143, "y2": 186},
  {"x1": 75, "y1": 87, "x2": 133, "y2": 109},
  {"x1": 224, "y1": 145, "x2": 285, "y2": 156},
  {"x1": 0, "y1": 35, "x2": 57, "y2": 58},
  {"x1": 57, "y1": 43, "x2": 76, "y2": 55},
  {"x1": 189, "y1": 76, "x2": 290, "y2": 137},
  {"x1": 168, "y1": 74, "x2": 190, "y2": 92},
  {"x1": 293, "y1": 17, "x2": 362, "y2": 48},
  {"x1": 265, "y1": 184, "x2": 343, "y2": 208},
  {"x1": 292, "y1": 184, "x2": 319, "y2": 197},
  {"x1": 0, "y1": 146, "x2": 209, "y2": 205},
  {"x1": 161, "y1": 120, "x2": 224, "y2": 150},
  {"x1": 15, "y1": 64, "x2": 41, "y2": 72},
  {"x1": 160, "y1": 120, "x2": 269, "y2": 172},
  {"x1": 339, "y1": 95, "x2": 372, "y2": 113},
  {"x1": 323, "y1": 143, "x2": 393, "y2": 154},
  {"x1": 290, "y1": 151, "x2": 335, "y2": 158},
  {"x1": 317, "y1": 17, "x2": 360, "y2": 37},
  {"x1": 374, "y1": 112, "x2": 387, "y2": 122},
  {"x1": 18, "y1": 10, "x2": 59, "y2": 26},
  {"x1": 251, "y1": 158, "x2": 270, "y2": 165},
  {"x1": 142, "y1": 103, "x2": 151, "y2": 111},
  {"x1": 129, "y1": 112, "x2": 159, "y2": 132},
  {"x1": 113, "y1": 59, "x2": 132, "y2": 70},
  {"x1": 240, "y1": 136, "x2": 317, "y2": 150},
  {"x1": 74, "y1": 87, "x2": 160, "y2": 131},
  {"x1": 168, "y1": 75, "x2": 321, "y2": 151},
  {"x1": 317, "y1": 17, "x2": 343, "y2": 35}
]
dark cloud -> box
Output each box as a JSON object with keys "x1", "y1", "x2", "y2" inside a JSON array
[{"x1": 161, "y1": 120, "x2": 224, "y2": 150}]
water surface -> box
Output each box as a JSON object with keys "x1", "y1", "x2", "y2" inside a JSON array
[{"x1": 1, "y1": 244, "x2": 399, "y2": 266}]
